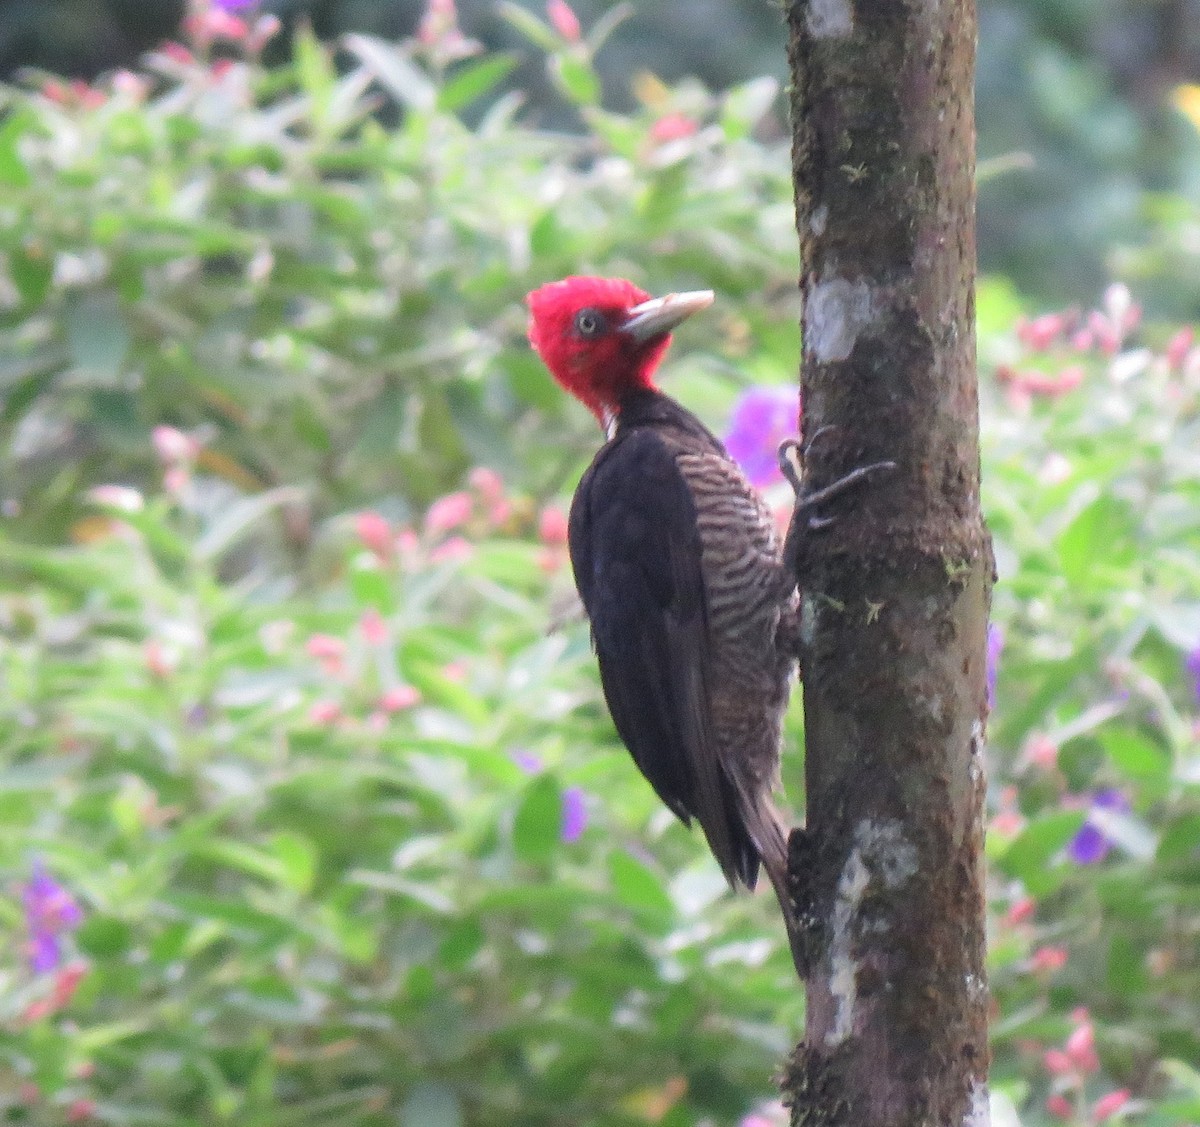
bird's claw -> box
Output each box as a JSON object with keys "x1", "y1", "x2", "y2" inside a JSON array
[
  {"x1": 777, "y1": 439, "x2": 804, "y2": 497},
  {"x1": 794, "y1": 460, "x2": 897, "y2": 521},
  {"x1": 777, "y1": 433, "x2": 895, "y2": 528},
  {"x1": 777, "y1": 427, "x2": 844, "y2": 501},
  {"x1": 780, "y1": 450, "x2": 897, "y2": 577}
]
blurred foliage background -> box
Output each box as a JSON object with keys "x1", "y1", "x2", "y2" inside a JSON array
[
  {"x1": 0, "y1": 2, "x2": 1198, "y2": 1126},
  {"x1": 3, "y1": 0, "x2": 1200, "y2": 312}
]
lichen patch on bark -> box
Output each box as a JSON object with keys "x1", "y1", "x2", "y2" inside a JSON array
[
  {"x1": 805, "y1": 0, "x2": 854, "y2": 39},
  {"x1": 804, "y1": 278, "x2": 877, "y2": 363}
]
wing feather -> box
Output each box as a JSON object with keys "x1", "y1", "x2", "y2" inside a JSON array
[{"x1": 568, "y1": 428, "x2": 751, "y2": 885}]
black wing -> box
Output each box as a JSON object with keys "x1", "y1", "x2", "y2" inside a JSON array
[{"x1": 568, "y1": 427, "x2": 756, "y2": 887}]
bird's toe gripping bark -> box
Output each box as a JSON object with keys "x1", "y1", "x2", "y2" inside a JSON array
[{"x1": 777, "y1": 437, "x2": 896, "y2": 578}]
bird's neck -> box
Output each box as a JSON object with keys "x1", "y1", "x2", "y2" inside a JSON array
[{"x1": 611, "y1": 387, "x2": 726, "y2": 454}]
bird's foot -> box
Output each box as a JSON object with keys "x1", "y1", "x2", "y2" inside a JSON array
[
  {"x1": 778, "y1": 436, "x2": 896, "y2": 573},
  {"x1": 778, "y1": 436, "x2": 894, "y2": 522}
]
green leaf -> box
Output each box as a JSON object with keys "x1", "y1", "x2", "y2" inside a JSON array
[
  {"x1": 497, "y1": 2, "x2": 560, "y2": 52},
  {"x1": 439, "y1": 55, "x2": 518, "y2": 113},
  {"x1": 553, "y1": 54, "x2": 601, "y2": 106},
  {"x1": 9, "y1": 244, "x2": 54, "y2": 307},
  {"x1": 271, "y1": 831, "x2": 317, "y2": 894},
  {"x1": 996, "y1": 810, "x2": 1086, "y2": 895},
  {"x1": 513, "y1": 774, "x2": 562, "y2": 864},
  {"x1": 0, "y1": 103, "x2": 33, "y2": 187},
  {"x1": 1157, "y1": 813, "x2": 1200, "y2": 861},
  {"x1": 294, "y1": 23, "x2": 336, "y2": 103},
  {"x1": 1056, "y1": 493, "x2": 1135, "y2": 588},
  {"x1": 343, "y1": 34, "x2": 436, "y2": 112},
  {"x1": 1098, "y1": 727, "x2": 1170, "y2": 785},
  {"x1": 608, "y1": 849, "x2": 674, "y2": 931},
  {"x1": 77, "y1": 915, "x2": 133, "y2": 958}
]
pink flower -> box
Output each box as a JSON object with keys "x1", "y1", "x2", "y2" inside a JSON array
[
  {"x1": 996, "y1": 365, "x2": 1085, "y2": 398},
  {"x1": 1046, "y1": 1094, "x2": 1074, "y2": 1120},
  {"x1": 1017, "y1": 312, "x2": 1066, "y2": 351},
  {"x1": 1091, "y1": 1089, "x2": 1130, "y2": 1122},
  {"x1": 425, "y1": 491, "x2": 473, "y2": 534},
  {"x1": 1031, "y1": 945, "x2": 1068, "y2": 974},
  {"x1": 306, "y1": 634, "x2": 345, "y2": 659},
  {"x1": 70, "y1": 81, "x2": 106, "y2": 110},
  {"x1": 468, "y1": 466, "x2": 504, "y2": 502},
  {"x1": 247, "y1": 13, "x2": 283, "y2": 52},
  {"x1": 380, "y1": 685, "x2": 421, "y2": 712},
  {"x1": 1087, "y1": 312, "x2": 1120, "y2": 356},
  {"x1": 66, "y1": 1098, "x2": 96, "y2": 1123},
  {"x1": 305, "y1": 634, "x2": 346, "y2": 676},
  {"x1": 650, "y1": 112, "x2": 699, "y2": 144},
  {"x1": 547, "y1": 0, "x2": 581, "y2": 41},
  {"x1": 1065, "y1": 1021, "x2": 1099, "y2": 1073},
  {"x1": 1165, "y1": 327, "x2": 1194, "y2": 371},
  {"x1": 539, "y1": 505, "x2": 569, "y2": 545},
  {"x1": 144, "y1": 639, "x2": 175, "y2": 679},
  {"x1": 1044, "y1": 1048, "x2": 1073, "y2": 1075},
  {"x1": 990, "y1": 809, "x2": 1025, "y2": 837},
  {"x1": 488, "y1": 498, "x2": 513, "y2": 527},
  {"x1": 417, "y1": 0, "x2": 481, "y2": 62},
  {"x1": 308, "y1": 699, "x2": 341, "y2": 726},
  {"x1": 1005, "y1": 896, "x2": 1036, "y2": 926},
  {"x1": 163, "y1": 466, "x2": 191, "y2": 496},
  {"x1": 1024, "y1": 733, "x2": 1060, "y2": 770},
  {"x1": 161, "y1": 42, "x2": 195, "y2": 65},
  {"x1": 183, "y1": 7, "x2": 249, "y2": 46},
  {"x1": 152, "y1": 425, "x2": 200, "y2": 464},
  {"x1": 111, "y1": 70, "x2": 150, "y2": 102},
  {"x1": 359, "y1": 609, "x2": 388, "y2": 646},
  {"x1": 442, "y1": 661, "x2": 468, "y2": 683},
  {"x1": 355, "y1": 511, "x2": 393, "y2": 559},
  {"x1": 430, "y1": 536, "x2": 472, "y2": 564}
]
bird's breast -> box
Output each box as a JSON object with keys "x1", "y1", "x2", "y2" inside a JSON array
[{"x1": 674, "y1": 450, "x2": 792, "y2": 675}]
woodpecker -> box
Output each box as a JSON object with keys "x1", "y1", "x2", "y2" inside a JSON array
[{"x1": 527, "y1": 275, "x2": 805, "y2": 963}]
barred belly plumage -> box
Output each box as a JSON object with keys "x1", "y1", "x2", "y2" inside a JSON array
[{"x1": 675, "y1": 450, "x2": 797, "y2": 790}]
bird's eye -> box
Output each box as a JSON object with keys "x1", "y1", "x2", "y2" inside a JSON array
[{"x1": 574, "y1": 308, "x2": 606, "y2": 338}]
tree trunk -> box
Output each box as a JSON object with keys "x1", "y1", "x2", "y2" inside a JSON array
[{"x1": 780, "y1": 2, "x2": 993, "y2": 1125}]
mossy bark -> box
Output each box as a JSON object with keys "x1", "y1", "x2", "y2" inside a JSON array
[{"x1": 782, "y1": 2, "x2": 993, "y2": 1125}]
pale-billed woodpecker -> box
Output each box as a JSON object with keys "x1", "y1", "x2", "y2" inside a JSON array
[{"x1": 526, "y1": 275, "x2": 884, "y2": 974}]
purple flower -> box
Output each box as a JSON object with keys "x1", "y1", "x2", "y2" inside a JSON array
[
  {"x1": 22, "y1": 861, "x2": 83, "y2": 974},
  {"x1": 560, "y1": 786, "x2": 588, "y2": 843},
  {"x1": 213, "y1": 0, "x2": 257, "y2": 10},
  {"x1": 986, "y1": 623, "x2": 1004, "y2": 709},
  {"x1": 724, "y1": 387, "x2": 799, "y2": 488},
  {"x1": 512, "y1": 749, "x2": 543, "y2": 775},
  {"x1": 1186, "y1": 645, "x2": 1200, "y2": 704},
  {"x1": 1067, "y1": 790, "x2": 1129, "y2": 865}
]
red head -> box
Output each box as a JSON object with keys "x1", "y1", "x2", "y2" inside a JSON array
[{"x1": 526, "y1": 276, "x2": 714, "y2": 424}]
